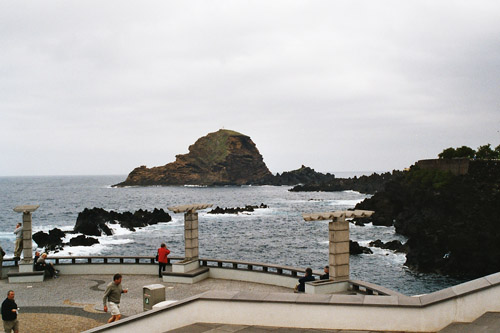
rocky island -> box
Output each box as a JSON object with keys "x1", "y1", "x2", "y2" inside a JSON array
[{"x1": 114, "y1": 129, "x2": 271, "y2": 186}]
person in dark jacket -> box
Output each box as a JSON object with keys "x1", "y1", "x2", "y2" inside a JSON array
[
  {"x1": 1, "y1": 290, "x2": 19, "y2": 333},
  {"x1": 320, "y1": 265, "x2": 330, "y2": 280},
  {"x1": 296, "y1": 267, "x2": 315, "y2": 292},
  {"x1": 157, "y1": 243, "x2": 171, "y2": 278}
]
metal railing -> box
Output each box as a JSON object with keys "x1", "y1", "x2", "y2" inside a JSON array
[{"x1": 1, "y1": 256, "x2": 394, "y2": 295}]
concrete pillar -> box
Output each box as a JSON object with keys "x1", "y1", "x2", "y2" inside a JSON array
[
  {"x1": 22, "y1": 212, "x2": 33, "y2": 261},
  {"x1": 184, "y1": 212, "x2": 199, "y2": 260},
  {"x1": 13, "y1": 205, "x2": 39, "y2": 274},
  {"x1": 329, "y1": 215, "x2": 350, "y2": 281}
]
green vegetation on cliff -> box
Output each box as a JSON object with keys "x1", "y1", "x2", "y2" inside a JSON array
[{"x1": 439, "y1": 143, "x2": 500, "y2": 159}]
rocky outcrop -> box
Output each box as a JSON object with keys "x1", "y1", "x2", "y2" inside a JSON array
[
  {"x1": 114, "y1": 129, "x2": 272, "y2": 186},
  {"x1": 69, "y1": 235, "x2": 99, "y2": 247},
  {"x1": 34, "y1": 208, "x2": 172, "y2": 253},
  {"x1": 74, "y1": 208, "x2": 172, "y2": 235},
  {"x1": 290, "y1": 171, "x2": 403, "y2": 195},
  {"x1": 255, "y1": 165, "x2": 336, "y2": 186},
  {"x1": 369, "y1": 239, "x2": 408, "y2": 253},
  {"x1": 207, "y1": 204, "x2": 268, "y2": 214},
  {"x1": 350, "y1": 240, "x2": 373, "y2": 255},
  {"x1": 354, "y1": 160, "x2": 500, "y2": 278},
  {"x1": 32, "y1": 228, "x2": 66, "y2": 252}
]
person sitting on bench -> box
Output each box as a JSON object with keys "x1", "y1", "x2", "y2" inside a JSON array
[{"x1": 36, "y1": 253, "x2": 59, "y2": 278}]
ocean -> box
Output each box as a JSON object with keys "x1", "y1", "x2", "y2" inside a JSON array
[{"x1": 0, "y1": 175, "x2": 466, "y2": 295}]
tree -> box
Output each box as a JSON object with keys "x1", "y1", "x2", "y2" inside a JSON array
[
  {"x1": 476, "y1": 144, "x2": 496, "y2": 159},
  {"x1": 438, "y1": 147, "x2": 456, "y2": 159},
  {"x1": 495, "y1": 145, "x2": 500, "y2": 159},
  {"x1": 455, "y1": 146, "x2": 475, "y2": 158}
]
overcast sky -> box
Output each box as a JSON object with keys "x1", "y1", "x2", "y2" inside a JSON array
[{"x1": 1, "y1": 1, "x2": 499, "y2": 176}]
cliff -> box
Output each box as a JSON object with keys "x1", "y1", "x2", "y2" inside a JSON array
[
  {"x1": 114, "y1": 129, "x2": 272, "y2": 186},
  {"x1": 355, "y1": 159, "x2": 500, "y2": 278}
]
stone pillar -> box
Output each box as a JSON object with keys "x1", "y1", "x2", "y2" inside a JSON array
[
  {"x1": 329, "y1": 214, "x2": 350, "y2": 281},
  {"x1": 22, "y1": 212, "x2": 33, "y2": 261},
  {"x1": 184, "y1": 211, "x2": 199, "y2": 260},
  {"x1": 13, "y1": 205, "x2": 39, "y2": 274},
  {"x1": 167, "y1": 203, "x2": 212, "y2": 273}
]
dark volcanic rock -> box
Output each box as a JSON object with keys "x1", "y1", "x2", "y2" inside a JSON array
[
  {"x1": 369, "y1": 239, "x2": 408, "y2": 253},
  {"x1": 114, "y1": 129, "x2": 272, "y2": 186},
  {"x1": 350, "y1": 240, "x2": 373, "y2": 255},
  {"x1": 208, "y1": 204, "x2": 268, "y2": 214},
  {"x1": 74, "y1": 207, "x2": 172, "y2": 235},
  {"x1": 69, "y1": 235, "x2": 99, "y2": 247},
  {"x1": 74, "y1": 208, "x2": 113, "y2": 236},
  {"x1": 290, "y1": 171, "x2": 403, "y2": 195},
  {"x1": 354, "y1": 160, "x2": 500, "y2": 278},
  {"x1": 255, "y1": 165, "x2": 336, "y2": 186},
  {"x1": 33, "y1": 228, "x2": 65, "y2": 251}
]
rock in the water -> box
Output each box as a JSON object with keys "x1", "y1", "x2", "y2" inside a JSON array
[
  {"x1": 74, "y1": 208, "x2": 113, "y2": 236},
  {"x1": 208, "y1": 204, "x2": 268, "y2": 214},
  {"x1": 290, "y1": 171, "x2": 402, "y2": 194},
  {"x1": 350, "y1": 240, "x2": 373, "y2": 255},
  {"x1": 369, "y1": 239, "x2": 408, "y2": 253},
  {"x1": 257, "y1": 165, "x2": 337, "y2": 186},
  {"x1": 33, "y1": 228, "x2": 65, "y2": 251},
  {"x1": 74, "y1": 207, "x2": 172, "y2": 235},
  {"x1": 114, "y1": 129, "x2": 272, "y2": 186},
  {"x1": 69, "y1": 235, "x2": 99, "y2": 247}
]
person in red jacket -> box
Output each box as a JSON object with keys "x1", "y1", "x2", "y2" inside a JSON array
[{"x1": 157, "y1": 243, "x2": 170, "y2": 278}]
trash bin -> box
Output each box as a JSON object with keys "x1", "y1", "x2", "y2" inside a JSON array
[{"x1": 143, "y1": 284, "x2": 166, "y2": 311}]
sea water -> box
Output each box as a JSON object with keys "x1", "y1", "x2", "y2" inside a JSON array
[{"x1": 0, "y1": 175, "x2": 465, "y2": 295}]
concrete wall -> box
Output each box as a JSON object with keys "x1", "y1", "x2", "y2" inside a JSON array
[
  {"x1": 415, "y1": 158, "x2": 470, "y2": 175},
  {"x1": 208, "y1": 267, "x2": 298, "y2": 288}
]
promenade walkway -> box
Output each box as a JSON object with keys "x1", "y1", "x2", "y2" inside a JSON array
[
  {"x1": 2, "y1": 274, "x2": 500, "y2": 332},
  {"x1": 0, "y1": 274, "x2": 290, "y2": 332}
]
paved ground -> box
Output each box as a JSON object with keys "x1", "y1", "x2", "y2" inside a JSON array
[
  {"x1": 1, "y1": 275, "x2": 499, "y2": 332},
  {"x1": 0, "y1": 275, "x2": 290, "y2": 333},
  {"x1": 168, "y1": 323, "x2": 418, "y2": 333}
]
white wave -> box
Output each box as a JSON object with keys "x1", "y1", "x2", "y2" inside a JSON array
[
  {"x1": 330, "y1": 199, "x2": 365, "y2": 206},
  {"x1": 342, "y1": 190, "x2": 361, "y2": 194},
  {"x1": 51, "y1": 243, "x2": 109, "y2": 256},
  {"x1": 108, "y1": 223, "x2": 134, "y2": 236},
  {"x1": 358, "y1": 240, "x2": 371, "y2": 247},
  {"x1": 369, "y1": 247, "x2": 407, "y2": 264},
  {"x1": 100, "y1": 238, "x2": 134, "y2": 245}
]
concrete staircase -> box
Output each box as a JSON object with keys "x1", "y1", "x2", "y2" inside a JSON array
[{"x1": 438, "y1": 312, "x2": 500, "y2": 332}]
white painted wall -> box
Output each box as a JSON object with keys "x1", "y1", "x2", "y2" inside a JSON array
[
  {"x1": 208, "y1": 267, "x2": 298, "y2": 288},
  {"x1": 85, "y1": 282, "x2": 500, "y2": 333}
]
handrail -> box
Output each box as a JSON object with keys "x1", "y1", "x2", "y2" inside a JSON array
[
  {"x1": 199, "y1": 258, "x2": 324, "y2": 279},
  {"x1": 1, "y1": 255, "x2": 386, "y2": 295}
]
